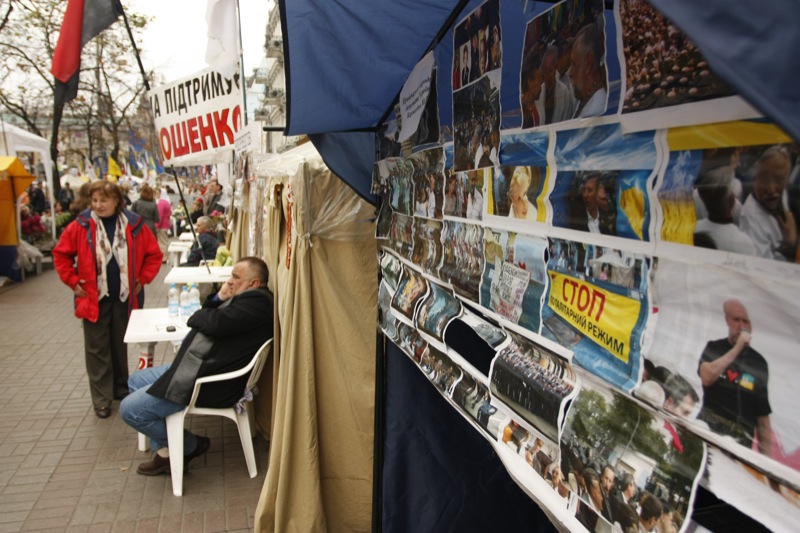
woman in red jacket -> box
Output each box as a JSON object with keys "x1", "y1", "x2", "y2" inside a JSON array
[{"x1": 53, "y1": 181, "x2": 163, "y2": 418}]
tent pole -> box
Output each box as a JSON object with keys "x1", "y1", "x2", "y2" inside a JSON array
[{"x1": 372, "y1": 327, "x2": 386, "y2": 533}]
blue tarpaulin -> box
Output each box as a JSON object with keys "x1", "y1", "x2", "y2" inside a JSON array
[{"x1": 280, "y1": 0, "x2": 800, "y2": 204}]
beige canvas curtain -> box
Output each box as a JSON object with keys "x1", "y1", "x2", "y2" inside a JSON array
[{"x1": 254, "y1": 158, "x2": 377, "y2": 532}]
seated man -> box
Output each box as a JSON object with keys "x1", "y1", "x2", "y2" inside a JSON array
[
  {"x1": 120, "y1": 257, "x2": 274, "y2": 475},
  {"x1": 181, "y1": 216, "x2": 220, "y2": 266}
]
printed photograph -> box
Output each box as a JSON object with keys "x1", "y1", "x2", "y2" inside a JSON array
[
  {"x1": 490, "y1": 331, "x2": 578, "y2": 443},
  {"x1": 659, "y1": 140, "x2": 800, "y2": 263},
  {"x1": 453, "y1": 75, "x2": 501, "y2": 172},
  {"x1": 439, "y1": 220, "x2": 485, "y2": 301},
  {"x1": 391, "y1": 266, "x2": 429, "y2": 321},
  {"x1": 480, "y1": 228, "x2": 548, "y2": 333},
  {"x1": 416, "y1": 281, "x2": 462, "y2": 341},
  {"x1": 561, "y1": 382, "x2": 705, "y2": 533},
  {"x1": 520, "y1": 0, "x2": 608, "y2": 127},
  {"x1": 619, "y1": 0, "x2": 737, "y2": 114},
  {"x1": 541, "y1": 238, "x2": 649, "y2": 392}
]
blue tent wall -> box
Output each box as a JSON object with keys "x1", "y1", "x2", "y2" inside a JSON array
[{"x1": 383, "y1": 342, "x2": 556, "y2": 532}]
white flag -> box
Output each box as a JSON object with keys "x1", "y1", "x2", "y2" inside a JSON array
[
  {"x1": 85, "y1": 156, "x2": 97, "y2": 182},
  {"x1": 205, "y1": 0, "x2": 239, "y2": 79}
]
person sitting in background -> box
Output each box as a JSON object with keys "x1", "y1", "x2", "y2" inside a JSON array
[{"x1": 181, "y1": 216, "x2": 219, "y2": 266}]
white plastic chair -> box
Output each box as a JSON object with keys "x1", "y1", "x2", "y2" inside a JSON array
[{"x1": 164, "y1": 338, "x2": 273, "y2": 496}]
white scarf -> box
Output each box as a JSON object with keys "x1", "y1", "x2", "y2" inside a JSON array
[{"x1": 91, "y1": 211, "x2": 130, "y2": 301}]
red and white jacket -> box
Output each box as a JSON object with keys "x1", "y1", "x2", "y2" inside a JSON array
[{"x1": 53, "y1": 208, "x2": 163, "y2": 322}]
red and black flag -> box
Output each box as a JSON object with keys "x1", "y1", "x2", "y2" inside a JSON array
[{"x1": 51, "y1": 0, "x2": 124, "y2": 104}]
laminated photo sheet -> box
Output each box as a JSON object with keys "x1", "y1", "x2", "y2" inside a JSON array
[
  {"x1": 452, "y1": 0, "x2": 502, "y2": 173},
  {"x1": 443, "y1": 166, "x2": 491, "y2": 222},
  {"x1": 487, "y1": 129, "x2": 552, "y2": 227},
  {"x1": 375, "y1": 195, "x2": 392, "y2": 241},
  {"x1": 414, "y1": 279, "x2": 463, "y2": 343},
  {"x1": 390, "y1": 265, "x2": 430, "y2": 327},
  {"x1": 615, "y1": 0, "x2": 760, "y2": 134},
  {"x1": 704, "y1": 445, "x2": 800, "y2": 533},
  {"x1": 548, "y1": 123, "x2": 660, "y2": 248},
  {"x1": 651, "y1": 120, "x2": 800, "y2": 269},
  {"x1": 489, "y1": 329, "x2": 580, "y2": 445},
  {"x1": 541, "y1": 237, "x2": 649, "y2": 392},
  {"x1": 411, "y1": 219, "x2": 444, "y2": 277},
  {"x1": 480, "y1": 228, "x2": 549, "y2": 334},
  {"x1": 379, "y1": 249, "x2": 403, "y2": 292},
  {"x1": 387, "y1": 157, "x2": 415, "y2": 217},
  {"x1": 438, "y1": 220, "x2": 485, "y2": 301},
  {"x1": 561, "y1": 373, "x2": 706, "y2": 533},
  {"x1": 408, "y1": 147, "x2": 446, "y2": 220},
  {"x1": 518, "y1": 0, "x2": 609, "y2": 130},
  {"x1": 388, "y1": 212, "x2": 415, "y2": 261},
  {"x1": 645, "y1": 257, "x2": 800, "y2": 486}
]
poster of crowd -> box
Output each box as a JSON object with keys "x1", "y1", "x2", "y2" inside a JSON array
[
  {"x1": 410, "y1": 147, "x2": 445, "y2": 219},
  {"x1": 453, "y1": 73, "x2": 501, "y2": 172},
  {"x1": 415, "y1": 281, "x2": 463, "y2": 342},
  {"x1": 618, "y1": 0, "x2": 738, "y2": 116},
  {"x1": 391, "y1": 266, "x2": 429, "y2": 323},
  {"x1": 656, "y1": 121, "x2": 800, "y2": 263},
  {"x1": 560, "y1": 379, "x2": 705, "y2": 533},
  {"x1": 541, "y1": 237, "x2": 648, "y2": 392},
  {"x1": 520, "y1": 0, "x2": 608, "y2": 128},
  {"x1": 452, "y1": 0, "x2": 501, "y2": 92},
  {"x1": 480, "y1": 229, "x2": 548, "y2": 333},
  {"x1": 388, "y1": 157, "x2": 415, "y2": 216},
  {"x1": 411, "y1": 219, "x2": 444, "y2": 276},
  {"x1": 550, "y1": 124, "x2": 657, "y2": 241},
  {"x1": 388, "y1": 213, "x2": 415, "y2": 260},
  {"x1": 444, "y1": 168, "x2": 488, "y2": 221},
  {"x1": 438, "y1": 220, "x2": 485, "y2": 301},
  {"x1": 490, "y1": 331, "x2": 578, "y2": 443},
  {"x1": 645, "y1": 257, "x2": 800, "y2": 477}
]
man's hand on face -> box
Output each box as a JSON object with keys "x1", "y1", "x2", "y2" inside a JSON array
[{"x1": 217, "y1": 280, "x2": 234, "y2": 301}]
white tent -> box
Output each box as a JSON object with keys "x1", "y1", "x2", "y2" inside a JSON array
[{"x1": 0, "y1": 122, "x2": 56, "y2": 238}]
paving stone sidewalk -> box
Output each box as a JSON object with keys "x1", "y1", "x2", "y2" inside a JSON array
[{"x1": 0, "y1": 258, "x2": 268, "y2": 532}]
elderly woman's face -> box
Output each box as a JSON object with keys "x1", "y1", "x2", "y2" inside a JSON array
[{"x1": 91, "y1": 192, "x2": 118, "y2": 217}]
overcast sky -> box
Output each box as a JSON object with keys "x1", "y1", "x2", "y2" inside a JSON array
[{"x1": 128, "y1": 0, "x2": 273, "y2": 83}]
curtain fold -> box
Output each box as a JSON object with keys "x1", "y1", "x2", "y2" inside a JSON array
[{"x1": 255, "y1": 161, "x2": 377, "y2": 532}]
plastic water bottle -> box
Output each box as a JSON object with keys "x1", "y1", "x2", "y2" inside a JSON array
[
  {"x1": 167, "y1": 284, "x2": 179, "y2": 318},
  {"x1": 189, "y1": 283, "x2": 201, "y2": 315},
  {"x1": 179, "y1": 285, "x2": 191, "y2": 320}
]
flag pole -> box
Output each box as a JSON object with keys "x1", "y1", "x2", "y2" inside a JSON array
[{"x1": 119, "y1": 6, "x2": 210, "y2": 273}]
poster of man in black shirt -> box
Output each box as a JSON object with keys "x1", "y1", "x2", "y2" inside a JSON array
[{"x1": 697, "y1": 298, "x2": 772, "y2": 456}]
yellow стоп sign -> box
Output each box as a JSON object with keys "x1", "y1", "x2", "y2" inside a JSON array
[{"x1": 547, "y1": 270, "x2": 641, "y2": 363}]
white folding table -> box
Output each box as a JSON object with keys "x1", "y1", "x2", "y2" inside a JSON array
[{"x1": 163, "y1": 265, "x2": 233, "y2": 285}]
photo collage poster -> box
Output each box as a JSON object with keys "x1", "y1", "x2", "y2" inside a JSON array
[
  {"x1": 369, "y1": 0, "x2": 800, "y2": 528},
  {"x1": 452, "y1": 0, "x2": 502, "y2": 172}
]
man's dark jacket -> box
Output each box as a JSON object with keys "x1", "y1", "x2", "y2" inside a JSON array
[{"x1": 148, "y1": 288, "x2": 273, "y2": 408}]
